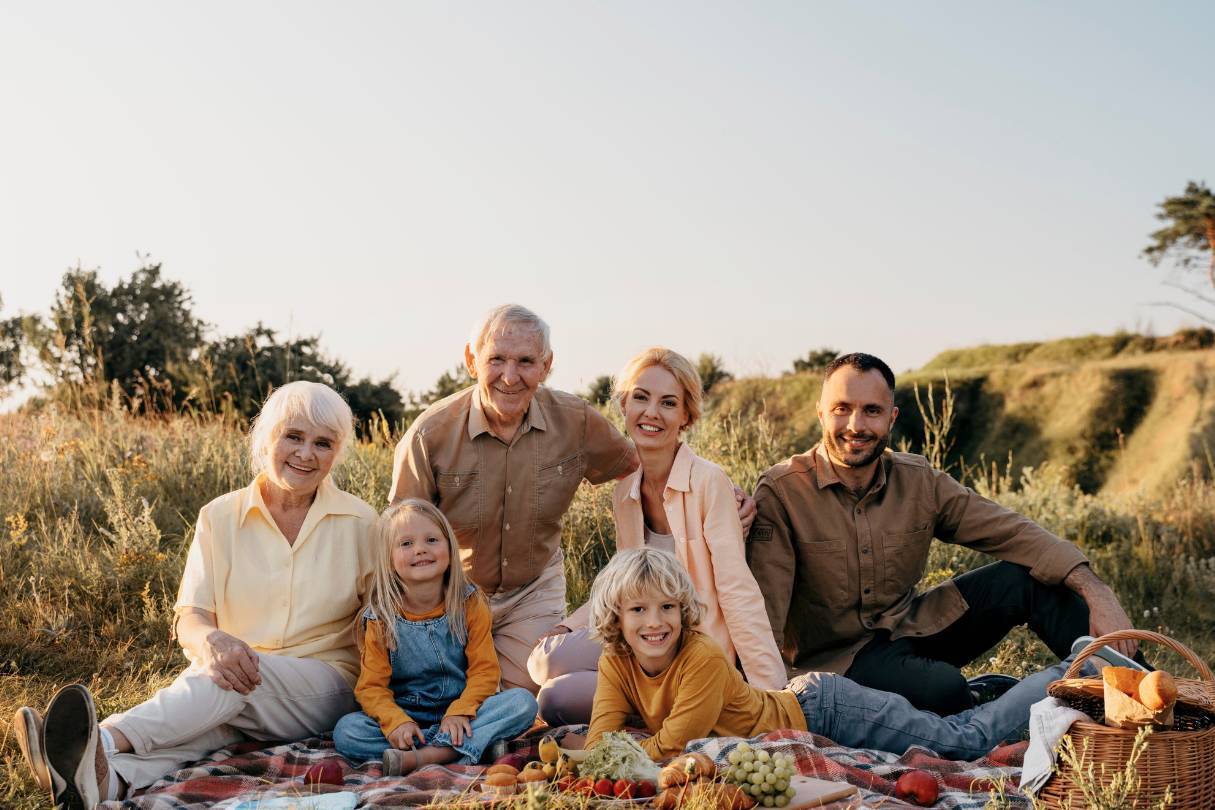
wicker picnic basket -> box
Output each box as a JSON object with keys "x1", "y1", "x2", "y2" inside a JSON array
[{"x1": 1036, "y1": 630, "x2": 1215, "y2": 809}]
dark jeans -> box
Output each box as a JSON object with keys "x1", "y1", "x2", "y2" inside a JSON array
[{"x1": 844, "y1": 561, "x2": 1089, "y2": 715}]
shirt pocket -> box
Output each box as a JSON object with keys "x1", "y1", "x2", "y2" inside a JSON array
[
  {"x1": 535, "y1": 452, "x2": 583, "y2": 526},
  {"x1": 436, "y1": 470, "x2": 481, "y2": 534},
  {"x1": 882, "y1": 526, "x2": 933, "y2": 595},
  {"x1": 796, "y1": 538, "x2": 849, "y2": 606}
]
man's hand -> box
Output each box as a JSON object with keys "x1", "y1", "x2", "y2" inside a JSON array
[
  {"x1": 734, "y1": 486, "x2": 757, "y2": 535},
  {"x1": 200, "y1": 630, "x2": 262, "y2": 694},
  {"x1": 388, "y1": 721, "x2": 426, "y2": 750},
  {"x1": 536, "y1": 623, "x2": 572, "y2": 642},
  {"x1": 441, "y1": 714, "x2": 473, "y2": 746},
  {"x1": 1064, "y1": 564, "x2": 1137, "y2": 657}
]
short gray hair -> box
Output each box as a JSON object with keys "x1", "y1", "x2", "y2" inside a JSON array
[
  {"x1": 248, "y1": 381, "x2": 354, "y2": 473},
  {"x1": 467, "y1": 304, "x2": 552, "y2": 360}
]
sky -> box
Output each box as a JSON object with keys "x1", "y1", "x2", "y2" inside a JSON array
[{"x1": 1, "y1": 2, "x2": 1212, "y2": 400}]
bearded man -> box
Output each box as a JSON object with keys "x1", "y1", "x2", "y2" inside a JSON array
[{"x1": 747, "y1": 352, "x2": 1138, "y2": 715}]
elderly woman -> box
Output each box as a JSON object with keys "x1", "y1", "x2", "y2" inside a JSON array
[
  {"x1": 527, "y1": 347, "x2": 784, "y2": 725},
  {"x1": 14, "y1": 381, "x2": 378, "y2": 808}
]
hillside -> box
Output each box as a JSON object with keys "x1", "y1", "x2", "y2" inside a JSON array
[{"x1": 710, "y1": 331, "x2": 1215, "y2": 496}]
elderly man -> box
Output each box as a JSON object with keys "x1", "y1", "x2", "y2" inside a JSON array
[
  {"x1": 391, "y1": 304, "x2": 757, "y2": 692},
  {"x1": 747, "y1": 352, "x2": 1138, "y2": 715}
]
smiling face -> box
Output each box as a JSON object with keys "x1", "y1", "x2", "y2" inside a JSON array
[
  {"x1": 817, "y1": 366, "x2": 898, "y2": 470},
  {"x1": 619, "y1": 588, "x2": 684, "y2": 676},
  {"x1": 263, "y1": 418, "x2": 339, "y2": 495},
  {"x1": 623, "y1": 364, "x2": 689, "y2": 455},
  {"x1": 390, "y1": 510, "x2": 452, "y2": 588},
  {"x1": 465, "y1": 327, "x2": 552, "y2": 431}
]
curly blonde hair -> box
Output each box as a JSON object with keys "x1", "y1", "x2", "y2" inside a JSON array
[{"x1": 587, "y1": 547, "x2": 705, "y2": 657}]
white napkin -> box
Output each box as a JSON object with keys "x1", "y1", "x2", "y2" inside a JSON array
[
  {"x1": 1019, "y1": 697, "x2": 1091, "y2": 795},
  {"x1": 226, "y1": 792, "x2": 358, "y2": 810}
]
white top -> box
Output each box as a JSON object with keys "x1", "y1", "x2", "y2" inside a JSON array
[{"x1": 643, "y1": 524, "x2": 676, "y2": 555}]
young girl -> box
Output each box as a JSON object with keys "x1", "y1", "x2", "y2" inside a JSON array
[
  {"x1": 333, "y1": 499, "x2": 537, "y2": 774},
  {"x1": 528, "y1": 347, "x2": 783, "y2": 725},
  {"x1": 584, "y1": 547, "x2": 1115, "y2": 762}
]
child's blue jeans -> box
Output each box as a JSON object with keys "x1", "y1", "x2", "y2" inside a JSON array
[{"x1": 333, "y1": 688, "x2": 537, "y2": 764}]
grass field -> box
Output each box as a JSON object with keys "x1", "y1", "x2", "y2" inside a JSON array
[{"x1": 3, "y1": 371, "x2": 1214, "y2": 806}]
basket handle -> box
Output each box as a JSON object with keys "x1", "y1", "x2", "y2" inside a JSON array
[{"x1": 1064, "y1": 629, "x2": 1213, "y2": 681}]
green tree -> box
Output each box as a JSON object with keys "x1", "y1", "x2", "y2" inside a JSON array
[
  {"x1": 792, "y1": 347, "x2": 839, "y2": 374},
  {"x1": 0, "y1": 295, "x2": 28, "y2": 393},
  {"x1": 582, "y1": 374, "x2": 614, "y2": 406},
  {"x1": 36, "y1": 261, "x2": 207, "y2": 410},
  {"x1": 195, "y1": 324, "x2": 402, "y2": 428},
  {"x1": 1143, "y1": 181, "x2": 1215, "y2": 292},
  {"x1": 696, "y1": 353, "x2": 732, "y2": 394}
]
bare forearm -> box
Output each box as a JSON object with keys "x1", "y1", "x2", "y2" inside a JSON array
[
  {"x1": 175, "y1": 608, "x2": 220, "y2": 659},
  {"x1": 1063, "y1": 563, "x2": 1107, "y2": 598}
]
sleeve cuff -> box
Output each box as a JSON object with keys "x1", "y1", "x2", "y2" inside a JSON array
[
  {"x1": 445, "y1": 700, "x2": 479, "y2": 718},
  {"x1": 378, "y1": 707, "x2": 413, "y2": 738},
  {"x1": 1029, "y1": 542, "x2": 1090, "y2": 585}
]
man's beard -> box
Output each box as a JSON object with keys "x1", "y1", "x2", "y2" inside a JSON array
[{"x1": 823, "y1": 430, "x2": 890, "y2": 469}]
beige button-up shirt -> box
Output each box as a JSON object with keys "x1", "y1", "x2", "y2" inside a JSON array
[
  {"x1": 747, "y1": 444, "x2": 1089, "y2": 675},
  {"x1": 175, "y1": 474, "x2": 379, "y2": 687},
  {"x1": 390, "y1": 386, "x2": 635, "y2": 593}
]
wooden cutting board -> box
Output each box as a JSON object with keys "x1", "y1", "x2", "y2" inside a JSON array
[{"x1": 786, "y1": 775, "x2": 858, "y2": 809}]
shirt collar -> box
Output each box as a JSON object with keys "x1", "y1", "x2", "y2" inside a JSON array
[
  {"x1": 467, "y1": 387, "x2": 547, "y2": 440},
  {"x1": 239, "y1": 472, "x2": 359, "y2": 527},
  {"x1": 812, "y1": 443, "x2": 890, "y2": 493},
  {"x1": 626, "y1": 442, "x2": 693, "y2": 500}
]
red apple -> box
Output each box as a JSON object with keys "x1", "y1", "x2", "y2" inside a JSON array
[
  {"x1": 894, "y1": 770, "x2": 939, "y2": 806},
  {"x1": 636, "y1": 780, "x2": 657, "y2": 798},
  {"x1": 304, "y1": 761, "x2": 344, "y2": 787},
  {"x1": 613, "y1": 778, "x2": 636, "y2": 799}
]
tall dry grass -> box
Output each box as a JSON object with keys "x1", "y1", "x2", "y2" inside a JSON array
[{"x1": 2, "y1": 397, "x2": 1213, "y2": 807}]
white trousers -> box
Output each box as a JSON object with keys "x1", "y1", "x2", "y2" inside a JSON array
[
  {"x1": 103, "y1": 654, "x2": 355, "y2": 790},
  {"x1": 487, "y1": 550, "x2": 567, "y2": 694}
]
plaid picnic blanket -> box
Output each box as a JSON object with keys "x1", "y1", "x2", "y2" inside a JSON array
[{"x1": 103, "y1": 727, "x2": 1030, "y2": 809}]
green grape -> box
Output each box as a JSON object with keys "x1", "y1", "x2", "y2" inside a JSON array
[
  {"x1": 736, "y1": 742, "x2": 751, "y2": 753},
  {"x1": 749, "y1": 784, "x2": 763, "y2": 797},
  {"x1": 785, "y1": 786, "x2": 797, "y2": 798},
  {"x1": 775, "y1": 779, "x2": 788, "y2": 792},
  {"x1": 749, "y1": 772, "x2": 763, "y2": 785},
  {"x1": 742, "y1": 761, "x2": 755, "y2": 772},
  {"x1": 756, "y1": 750, "x2": 771, "y2": 763},
  {"x1": 765, "y1": 773, "x2": 777, "y2": 785},
  {"x1": 775, "y1": 795, "x2": 789, "y2": 807},
  {"x1": 742, "y1": 751, "x2": 756, "y2": 764},
  {"x1": 762, "y1": 796, "x2": 775, "y2": 807},
  {"x1": 727, "y1": 750, "x2": 740, "y2": 765}
]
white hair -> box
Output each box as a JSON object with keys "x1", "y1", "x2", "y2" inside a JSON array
[
  {"x1": 248, "y1": 381, "x2": 354, "y2": 473},
  {"x1": 467, "y1": 304, "x2": 552, "y2": 360}
]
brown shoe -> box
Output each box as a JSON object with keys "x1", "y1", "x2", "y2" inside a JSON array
[
  {"x1": 382, "y1": 747, "x2": 421, "y2": 776},
  {"x1": 14, "y1": 705, "x2": 52, "y2": 793},
  {"x1": 43, "y1": 684, "x2": 108, "y2": 810}
]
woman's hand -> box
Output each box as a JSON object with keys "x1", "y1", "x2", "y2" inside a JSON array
[
  {"x1": 734, "y1": 486, "x2": 757, "y2": 534},
  {"x1": 388, "y1": 721, "x2": 426, "y2": 749},
  {"x1": 200, "y1": 629, "x2": 262, "y2": 694},
  {"x1": 440, "y1": 715, "x2": 473, "y2": 746}
]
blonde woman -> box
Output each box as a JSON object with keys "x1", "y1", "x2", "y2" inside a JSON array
[
  {"x1": 527, "y1": 348, "x2": 785, "y2": 725},
  {"x1": 14, "y1": 382, "x2": 378, "y2": 809},
  {"x1": 332, "y1": 499, "x2": 536, "y2": 775}
]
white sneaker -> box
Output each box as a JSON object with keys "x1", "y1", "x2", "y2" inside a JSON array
[{"x1": 1070, "y1": 635, "x2": 1150, "y2": 672}]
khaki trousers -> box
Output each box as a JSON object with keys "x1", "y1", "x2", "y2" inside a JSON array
[
  {"x1": 488, "y1": 551, "x2": 567, "y2": 693},
  {"x1": 104, "y1": 654, "x2": 355, "y2": 790}
]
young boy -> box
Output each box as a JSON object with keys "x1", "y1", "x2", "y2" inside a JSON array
[{"x1": 584, "y1": 547, "x2": 1135, "y2": 761}]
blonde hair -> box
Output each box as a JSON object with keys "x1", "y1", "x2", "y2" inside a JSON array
[
  {"x1": 365, "y1": 499, "x2": 474, "y2": 649},
  {"x1": 467, "y1": 303, "x2": 552, "y2": 361},
  {"x1": 588, "y1": 547, "x2": 705, "y2": 658},
  {"x1": 612, "y1": 347, "x2": 703, "y2": 430},
  {"x1": 248, "y1": 381, "x2": 354, "y2": 474}
]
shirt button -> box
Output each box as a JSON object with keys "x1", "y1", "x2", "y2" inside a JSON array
[
  {"x1": 557, "y1": 465, "x2": 563, "y2": 474},
  {"x1": 454, "y1": 476, "x2": 460, "y2": 485},
  {"x1": 504, "y1": 522, "x2": 511, "y2": 531},
  {"x1": 507, "y1": 485, "x2": 512, "y2": 495},
  {"x1": 863, "y1": 587, "x2": 871, "y2": 594},
  {"x1": 862, "y1": 547, "x2": 870, "y2": 555},
  {"x1": 503, "y1": 559, "x2": 509, "y2": 567},
  {"x1": 856, "y1": 507, "x2": 863, "y2": 514}
]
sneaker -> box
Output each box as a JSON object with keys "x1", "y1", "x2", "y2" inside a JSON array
[
  {"x1": 14, "y1": 705, "x2": 52, "y2": 793},
  {"x1": 968, "y1": 673, "x2": 1020, "y2": 705},
  {"x1": 43, "y1": 684, "x2": 110, "y2": 810},
  {"x1": 1070, "y1": 636, "x2": 1151, "y2": 672},
  {"x1": 489, "y1": 738, "x2": 509, "y2": 764}
]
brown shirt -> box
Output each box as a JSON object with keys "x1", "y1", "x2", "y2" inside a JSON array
[
  {"x1": 390, "y1": 386, "x2": 634, "y2": 593},
  {"x1": 747, "y1": 444, "x2": 1089, "y2": 674}
]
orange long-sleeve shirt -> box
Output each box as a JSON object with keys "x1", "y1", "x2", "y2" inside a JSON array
[
  {"x1": 354, "y1": 591, "x2": 499, "y2": 737},
  {"x1": 586, "y1": 631, "x2": 806, "y2": 760}
]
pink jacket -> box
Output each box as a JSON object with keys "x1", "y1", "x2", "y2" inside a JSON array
[{"x1": 565, "y1": 443, "x2": 787, "y2": 690}]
